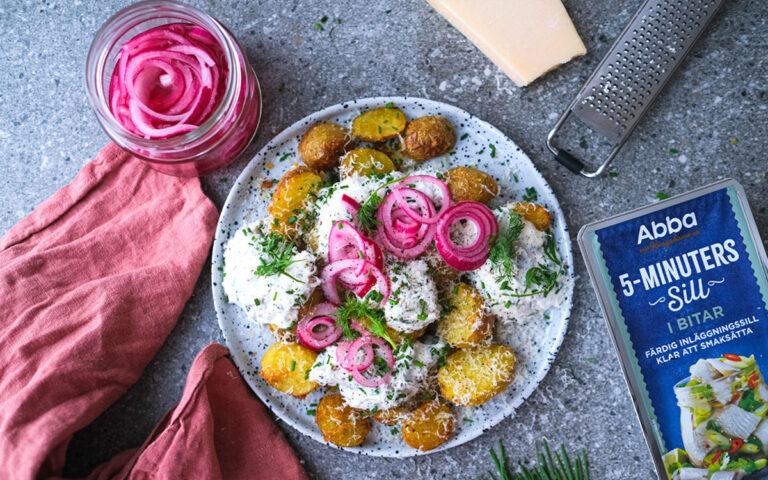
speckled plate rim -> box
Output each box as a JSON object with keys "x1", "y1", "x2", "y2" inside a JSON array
[{"x1": 212, "y1": 96, "x2": 574, "y2": 457}]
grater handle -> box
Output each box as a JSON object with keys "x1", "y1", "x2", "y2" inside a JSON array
[
  {"x1": 552, "y1": 148, "x2": 584, "y2": 175},
  {"x1": 547, "y1": 111, "x2": 622, "y2": 178}
]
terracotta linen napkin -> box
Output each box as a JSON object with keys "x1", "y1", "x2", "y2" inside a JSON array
[
  {"x1": 87, "y1": 343, "x2": 309, "y2": 480},
  {"x1": 0, "y1": 144, "x2": 308, "y2": 479}
]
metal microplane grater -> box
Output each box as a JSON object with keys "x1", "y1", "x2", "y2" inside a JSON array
[{"x1": 547, "y1": 0, "x2": 726, "y2": 178}]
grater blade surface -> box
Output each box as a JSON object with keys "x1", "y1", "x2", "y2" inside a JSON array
[{"x1": 571, "y1": 0, "x2": 726, "y2": 143}]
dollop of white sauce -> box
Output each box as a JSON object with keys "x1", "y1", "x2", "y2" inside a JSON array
[
  {"x1": 309, "y1": 339, "x2": 445, "y2": 411},
  {"x1": 384, "y1": 257, "x2": 440, "y2": 333},
  {"x1": 222, "y1": 219, "x2": 320, "y2": 329},
  {"x1": 469, "y1": 206, "x2": 568, "y2": 323},
  {"x1": 304, "y1": 175, "x2": 383, "y2": 261}
]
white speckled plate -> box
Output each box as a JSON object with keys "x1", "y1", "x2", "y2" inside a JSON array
[{"x1": 212, "y1": 97, "x2": 574, "y2": 457}]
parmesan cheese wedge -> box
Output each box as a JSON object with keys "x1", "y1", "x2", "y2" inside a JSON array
[{"x1": 426, "y1": 0, "x2": 587, "y2": 86}]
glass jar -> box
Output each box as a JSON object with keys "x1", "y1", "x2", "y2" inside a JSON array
[{"x1": 86, "y1": 0, "x2": 261, "y2": 176}]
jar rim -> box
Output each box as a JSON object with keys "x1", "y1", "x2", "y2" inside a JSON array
[{"x1": 85, "y1": 0, "x2": 243, "y2": 153}]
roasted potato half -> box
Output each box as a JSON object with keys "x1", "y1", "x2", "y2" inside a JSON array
[
  {"x1": 373, "y1": 407, "x2": 407, "y2": 425},
  {"x1": 437, "y1": 282, "x2": 493, "y2": 348},
  {"x1": 260, "y1": 341, "x2": 319, "y2": 398},
  {"x1": 340, "y1": 147, "x2": 396, "y2": 177},
  {"x1": 268, "y1": 166, "x2": 324, "y2": 237},
  {"x1": 402, "y1": 115, "x2": 456, "y2": 161},
  {"x1": 445, "y1": 167, "x2": 499, "y2": 204},
  {"x1": 510, "y1": 201, "x2": 551, "y2": 232},
  {"x1": 298, "y1": 122, "x2": 353, "y2": 171},
  {"x1": 438, "y1": 344, "x2": 516, "y2": 406},
  {"x1": 315, "y1": 394, "x2": 371, "y2": 447},
  {"x1": 351, "y1": 106, "x2": 407, "y2": 142},
  {"x1": 402, "y1": 400, "x2": 455, "y2": 451}
]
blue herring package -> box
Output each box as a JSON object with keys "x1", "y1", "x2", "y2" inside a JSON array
[{"x1": 579, "y1": 179, "x2": 768, "y2": 480}]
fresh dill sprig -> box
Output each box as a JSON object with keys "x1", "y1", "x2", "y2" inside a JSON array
[
  {"x1": 489, "y1": 210, "x2": 565, "y2": 299},
  {"x1": 488, "y1": 212, "x2": 525, "y2": 280},
  {"x1": 334, "y1": 295, "x2": 395, "y2": 348},
  {"x1": 357, "y1": 175, "x2": 409, "y2": 232},
  {"x1": 253, "y1": 231, "x2": 305, "y2": 283},
  {"x1": 483, "y1": 439, "x2": 589, "y2": 480},
  {"x1": 505, "y1": 233, "x2": 565, "y2": 299}
]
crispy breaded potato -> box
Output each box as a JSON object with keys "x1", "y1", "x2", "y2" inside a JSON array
[
  {"x1": 315, "y1": 394, "x2": 371, "y2": 447},
  {"x1": 402, "y1": 116, "x2": 456, "y2": 161},
  {"x1": 510, "y1": 201, "x2": 550, "y2": 231},
  {"x1": 268, "y1": 166, "x2": 324, "y2": 237},
  {"x1": 298, "y1": 122, "x2": 353, "y2": 171},
  {"x1": 260, "y1": 341, "x2": 318, "y2": 398},
  {"x1": 267, "y1": 288, "x2": 324, "y2": 340},
  {"x1": 445, "y1": 166, "x2": 499, "y2": 204},
  {"x1": 401, "y1": 400, "x2": 455, "y2": 451},
  {"x1": 340, "y1": 147, "x2": 396, "y2": 177},
  {"x1": 438, "y1": 344, "x2": 516, "y2": 406},
  {"x1": 437, "y1": 283, "x2": 493, "y2": 348},
  {"x1": 351, "y1": 107, "x2": 407, "y2": 142},
  {"x1": 373, "y1": 407, "x2": 407, "y2": 425}
]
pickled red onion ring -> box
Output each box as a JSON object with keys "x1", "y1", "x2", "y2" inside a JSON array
[
  {"x1": 320, "y1": 258, "x2": 389, "y2": 306},
  {"x1": 329, "y1": 220, "x2": 367, "y2": 271},
  {"x1": 108, "y1": 23, "x2": 228, "y2": 140},
  {"x1": 335, "y1": 322, "x2": 371, "y2": 371},
  {"x1": 297, "y1": 315, "x2": 342, "y2": 351},
  {"x1": 392, "y1": 175, "x2": 451, "y2": 225},
  {"x1": 376, "y1": 190, "x2": 436, "y2": 259},
  {"x1": 435, "y1": 201, "x2": 499, "y2": 271},
  {"x1": 346, "y1": 336, "x2": 376, "y2": 372},
  {"x1": 349, "y1": 337, "x2": 394, "y2": 388},
  {"x1": 328, "y1": 221, "x2": 383, "y2": 280},
  {"x1": 296, "y1": 301, "x2": 346, "y2": 351}
]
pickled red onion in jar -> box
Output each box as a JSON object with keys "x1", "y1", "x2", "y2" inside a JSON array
[{"x1": 108, "y1": 23, "x2": 228, "y2": 139}]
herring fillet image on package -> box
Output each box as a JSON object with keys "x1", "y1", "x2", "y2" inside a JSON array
[{"x1": 579, "y1": 179, "x2": 768, "y2": 480}]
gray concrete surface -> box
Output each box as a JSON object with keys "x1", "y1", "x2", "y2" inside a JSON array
[{"x1": 1, "y1": 0, "x2": 766, "y2": 478}]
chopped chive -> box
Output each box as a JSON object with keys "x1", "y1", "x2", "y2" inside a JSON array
[
  {"x1": 460, "y1": 133, "x2": 469, "y2": 140},
  {"x1": 314, "y1": 23, "x2": 324, "y2": 31},
  {"x1": 290, "y1": 360, "x2": 296, "y2": 371}
]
